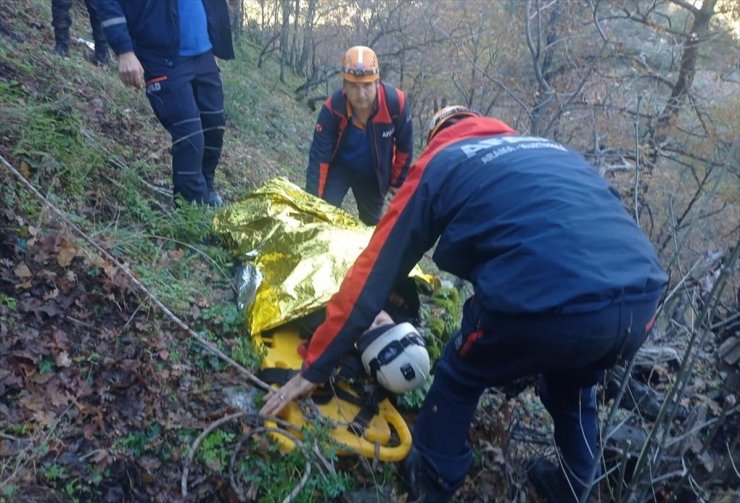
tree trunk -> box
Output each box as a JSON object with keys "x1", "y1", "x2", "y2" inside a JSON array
[
  {"x1": 290, "y1": 0, "x2": 301, "y2": 72},
  {"x1": 527, "y1": 0, "x2": 561, "y2": 137},
  {"x1": 298, "y1": 0, "x2": 316, "y2": 78},
  {"x1": 279, "y1": 0, "x2": 291, "y2": 83},
  {"x1": 649, "y1": 0, "x2": 718, "y2": 165}
]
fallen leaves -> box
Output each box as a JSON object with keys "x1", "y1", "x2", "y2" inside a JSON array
[{"x1": 56, "y1": 238, "x2": 78, "y2": 268}]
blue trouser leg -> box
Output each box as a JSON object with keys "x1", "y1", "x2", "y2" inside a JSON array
[
  {"x1": 540, "y1": 378, "x2": 600, "y2": 500},
  {"x1": 145, "y1": 53, "x2": 224, "y2": 203},
  {"x1": 412, "y1": 347, "x2": 482, "y2": 499},
  {"x1": 409, "y1": 293, "x2": 661, "y2": 501},
  {"x1": 321, "y1": 166, "x2": 351, "y2": 209},
  {"x1": 82, "y1": 0, "x2": 108, "y2": 50},
  {"x1": 322, "y1": 165, "x2": 383, "y2": 225},
  {"x1": 350, "y1": 177, "x2": 384, "y2": 225},
  {"x1": 192, "y1": 56, "x2": 225, "y2": 191}
]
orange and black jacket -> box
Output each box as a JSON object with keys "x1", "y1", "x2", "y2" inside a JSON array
[
  {"x1": 301, "y1": 117, "x2": 668, "y2": 383},
  {"x1": 305, "y1": 83, "x2": 413, "y2": 198}
]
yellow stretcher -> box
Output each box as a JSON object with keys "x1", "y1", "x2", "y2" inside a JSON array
[{"x1": 254, "y1": 325, "x2": 412, "y2": 462}]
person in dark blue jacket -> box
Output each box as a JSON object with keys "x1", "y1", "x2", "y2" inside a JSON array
[
  {"x1": 98, "y1": 0, "x2": 234, "y2": 206},
  {"x1": 262, "y1": 106, "x2": 668, "y2": 502},
  {"x1": 51, "y1": 0, "x2": 110, "y2": 65},
  {"x1": 306, "y1": 46, "x2": 413, "y2": 225}
]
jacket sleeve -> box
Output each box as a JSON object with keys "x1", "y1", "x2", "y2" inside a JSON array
[
  {"x1": 306, "y1": 98, "x2": 339, "y2": 197},
  {"x1": 301, "y1": 160, "x2": 441, "y2": 383},
  {"x1": 389, "y1": 90, "x2": 414, "y2": 188},
  {"x1": 204, "y1": 0, "x2": 235, "y2": 60},
  {"x1": 97, "y1": 0, "x2": 134, "y2": 55}
]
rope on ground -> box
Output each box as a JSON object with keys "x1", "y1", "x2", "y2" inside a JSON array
[{"x1": 0, "y1": 153, "x2": 271, "y2": 393}]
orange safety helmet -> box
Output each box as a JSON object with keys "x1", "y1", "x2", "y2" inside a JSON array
[
  {"x1": 426, "y1": 105, "x2": 480, "y2": 144},
  {"x1": 341, "y1": 46, "x2": 380, "y2": 83}
]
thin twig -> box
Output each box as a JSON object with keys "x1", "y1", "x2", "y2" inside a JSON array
[{"x1": 182, "y1": 411, "x2": 248, "y2": 496}]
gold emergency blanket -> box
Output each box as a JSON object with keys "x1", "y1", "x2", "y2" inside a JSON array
[{"x1": 213, "y1": 177, "x2": 378, "y2": 334}]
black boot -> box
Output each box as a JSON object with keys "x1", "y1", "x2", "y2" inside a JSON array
[
  {"x1": 527, "y1": 457, "x2": 582, "y2": 503},
  {"x1": 92, "y1": 45, "x2": 110, "y2": 66},
  {"x1": 53, "y1": 42, "x2": 69, "y2": 57},
  {"x1": 399, "y1": 448, "x2": 454, "y2": 503}
]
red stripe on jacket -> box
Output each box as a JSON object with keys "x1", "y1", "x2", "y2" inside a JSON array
[{"x1": 317, "y1": 162, "x2": 330, "y2": 197}]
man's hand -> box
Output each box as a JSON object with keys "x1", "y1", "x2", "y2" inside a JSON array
[
  {"x1": 118, "y1": 51, "x2": 145, "y2": 89},
  {"x1": 259, "y1": 373, "x2": 318, "y2": 417}
]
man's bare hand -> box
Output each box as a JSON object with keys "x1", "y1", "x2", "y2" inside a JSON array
[
  {"x1": 259, "y1": 373, "x2": 318, "y2": 417},
  {"x1": 118, "y1": 52, "x2": 145, "y2": 89}
]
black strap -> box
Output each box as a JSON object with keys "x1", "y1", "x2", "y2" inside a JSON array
[
  {"x1": 383, "y1": 82, "x2": 403, "y2": 132},
  {"x1": 259, "y1": 361, "x2": 387, "y2": 438},
  {"x1": 347, "y1": 384, "x2": 389, "y2": 437},
  {"x1": 311, "y1": 382, "x2": 365, "y2": 406},
  {"x1": 257, "y1": 367, "x2": 299, "y2": 385}
]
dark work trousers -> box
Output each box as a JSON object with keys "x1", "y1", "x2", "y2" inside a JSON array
[
  {"x1": 51, "y1": 0, "x2": 107, "y2": 49},
  {"x1": 144, "y1": 51, "x2": 225, "y2": 204},
  {"x1": 411, "y1": 291, "x2": 662, "y2": 502},
  {"x1": 321, "y1": 164, "x2": 384, "y2": 225}
]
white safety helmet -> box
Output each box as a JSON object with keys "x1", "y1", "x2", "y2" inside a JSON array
[{"x1": 357, "y1": 322, "x2": 431, "y2": 393}]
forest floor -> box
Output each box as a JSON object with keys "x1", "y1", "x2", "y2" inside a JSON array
[{"x1": 1, "y1": 1, "x2": 738, "y2": 503}]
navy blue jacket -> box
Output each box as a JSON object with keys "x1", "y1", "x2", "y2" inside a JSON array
[
  {"x1": 303, "y1": 117, "x2": 668, "y2": 382},
  {"x1": 306, "y1": 83, "x2": 413, "y2": 198},
  {"x1": 98, "y1": 0, "x2": 234, "y2": 69}
]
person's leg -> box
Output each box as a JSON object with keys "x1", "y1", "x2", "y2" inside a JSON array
[
  {"x1": 350, "y1": 177, "x2": 384, "y2": 225},
  {"x1": 404, "y1": 298, "x2": 548, "y2": 501},
  {"x1": 144, "y1": 58, "x2": 209, "y2": 204},
  {"x1": 539, "y1": 375, "x2": 601, "y2": 501},
  {"x1": 408, "y1": 341, "x2": 485, "y2": 501},
  {"x1": 82, "y1": 0, "x2": 109, "y2": 64},
  {"x1": 320, "y1": 166, "x2": 352, "y2": 209},
  {"x1": 191, "y1": 53, "x2": 225, "y2": 203},
  {"x1": 51, "y1": 0, "x2": 72, "y2": 55},
  {"x1": 531, "y1": 295, "x2": 662, "y2": 501}
]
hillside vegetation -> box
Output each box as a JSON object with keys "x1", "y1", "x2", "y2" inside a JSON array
[{"x1": 1, "y1": 1, "x2": 738, "y2": 503}]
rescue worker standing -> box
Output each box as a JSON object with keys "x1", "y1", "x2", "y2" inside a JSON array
[
  {"x1": 261, "y1": 106, "x2": 668, "y2": 502},
  {"x1": 305, "y1": 46, "x2": 413, "y2": 225},
  {"x1": 51, "y1": 0, "x2": 110, "y2": 65},
  {"x1": 97, "y1": 0, "x2": 234, "y2": 207}
]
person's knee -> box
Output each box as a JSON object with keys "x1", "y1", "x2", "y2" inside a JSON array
[
  {"x1": 200, "y1": 109, "x2": 226, "y2": 131},
  {"x1": 540, "y1": 379, "x2": 597, "y2": 418},
  {"x1": 170, "y1": 118, "x2": 205, "y2": 153}
]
